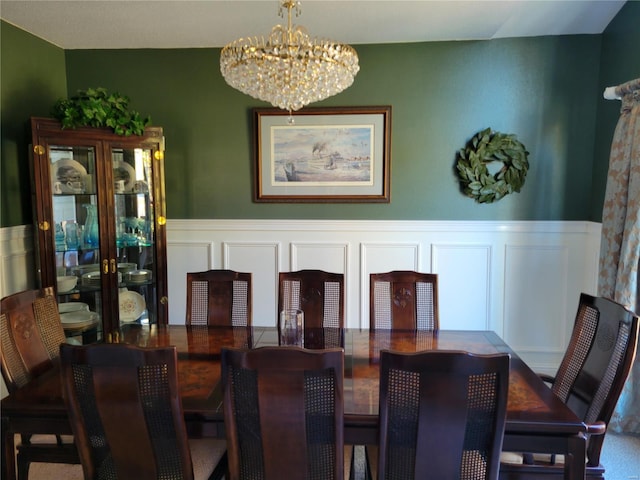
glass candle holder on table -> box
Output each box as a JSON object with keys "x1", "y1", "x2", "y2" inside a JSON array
[{"x1": 279, "y1": 309, "x2": 304, "y2": 346}]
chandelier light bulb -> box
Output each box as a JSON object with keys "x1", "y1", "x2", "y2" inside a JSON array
[{"x1": 220, "y1": 0, "x2": 359, "y2": 114}]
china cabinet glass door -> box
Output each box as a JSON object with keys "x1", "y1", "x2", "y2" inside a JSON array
[
  {"x1": 31, "y1": 117, "x2": 168, "y2": 343},
  {"x1": 112, "y1": 146, "x2": 157, "y2": 327},
  {"x1": 49, "y1": 143, "x2": 103, "y2": 343}
]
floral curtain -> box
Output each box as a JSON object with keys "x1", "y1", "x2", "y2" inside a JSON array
[{"x1": 598, "y1": 77, "x2": 640, "y2": 434}]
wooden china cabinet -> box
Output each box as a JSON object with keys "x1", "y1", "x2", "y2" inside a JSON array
[{"x1": 30, "y1": 117, "x2": 168, "y2": 342}]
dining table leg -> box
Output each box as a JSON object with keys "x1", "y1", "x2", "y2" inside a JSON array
[
  {"x1": 2, "y1": 416, "x2": 16, "y2": 480},
  {"x1": 566, "y1": 432, "x2": 586, "y2": 480}
]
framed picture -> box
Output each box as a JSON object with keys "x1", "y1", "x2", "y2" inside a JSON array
[{"x1": 254, "y1": 106, "x2": 391, "y2": 203}]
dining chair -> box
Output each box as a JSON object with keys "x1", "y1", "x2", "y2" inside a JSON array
[
  {"x1": 375, "y1": 350, "x2": 510, "y2": 480},
  {"x1": 366, "y1": 270, "x2": 440, "y2": 477},
  {"x1": 186, "y1": 269, "x2": 252, "y2": 327},
  {"x1": 185, "y1": 269, "x2": 251, "y2": 477},
  {"x1": 369, "y1": 270, "x2": 439, "y2": 330},
  {"x1": 0, "y1": 288, "x2": 80, "y2": 480},
  {"x1": 278, "y1": 269, "x2": 345, "y2": 347},
  {"x1": 59, "y1": 342, "x2": 226, "y2": 480},
  {"x1": 221, "y1": 346, "x2": 345, "y2": 480},
  {"x1": 499, "y1": 293, "x2": 640, "y2": 480}
]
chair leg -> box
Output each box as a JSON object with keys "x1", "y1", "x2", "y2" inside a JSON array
[{"x1": 16, "y1": 454, "x2": 29, "y2": 480}]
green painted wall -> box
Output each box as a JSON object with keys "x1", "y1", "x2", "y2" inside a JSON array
[
  {"x1": 2, "y1": 4, "x2": 638, "y2": 226},
  {"x1": 1, "y1": 21, "x2": 67, "y2": 227},
  {"x1": 64, "y1": 36, "x2": 603, "y2": 221},
  {"x1": 591, "y1": 1, "x2": 640, "y2": 222}
]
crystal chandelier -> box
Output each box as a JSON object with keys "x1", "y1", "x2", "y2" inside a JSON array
[{"x1": 220, "y1": 0, "x2": 359, "y2": 116}]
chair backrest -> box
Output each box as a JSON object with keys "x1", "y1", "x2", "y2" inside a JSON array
[
  {"x1": 222, "y1": 346, "x2": 344, "y2": 480},
  {"x1": 378, "y1": 350, "x2": 510, "y2": 480},
  {"x1": 551, "y1": 293, "x2": 639, "y2": 466},
  {"x1": 278, "y1": 269, "x2": 344, "y2": 329},
  {"x1": 186, "y1": 269, "x2": 252, "y2": 326},
  {"x1": 370, "y1": 271, "x2": 439, "y2": 330},
  {"x1": 60, "y1": 343, "x2": 194, "y2": 480},
  {"x1": 0, "y1": 288, "x2": 66, "y2": 393}
]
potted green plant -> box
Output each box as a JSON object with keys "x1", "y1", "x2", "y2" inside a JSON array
[{"x1": 51, "y1": 87, "x2": 151, "y2": 136}]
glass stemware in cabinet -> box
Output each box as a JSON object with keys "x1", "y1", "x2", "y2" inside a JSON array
[{"x1": 113, "y1": 146, "x2": 159, "y2": 329}]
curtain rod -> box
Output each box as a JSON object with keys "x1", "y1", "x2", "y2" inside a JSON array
[
  {"x1": 603, "y1": 86, "x2": 621, "y2": 100},
  {"x1": 603, "y1": 78, "x2": 640, "y2": 101}
]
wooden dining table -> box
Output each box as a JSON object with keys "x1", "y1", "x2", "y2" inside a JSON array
[{"x1": 1, "y1": 325, "x2": 586, "y2": 480}]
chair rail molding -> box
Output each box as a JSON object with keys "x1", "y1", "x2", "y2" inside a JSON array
[{"x1": 167, "y1": 219, "x2": 602, "y2": 373}]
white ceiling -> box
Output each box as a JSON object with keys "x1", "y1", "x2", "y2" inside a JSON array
[{"x1": 0, "y1": 0, "x2": 626, "y2": 50}]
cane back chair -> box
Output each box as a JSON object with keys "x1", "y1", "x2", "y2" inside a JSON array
[
  {"x1": 278, "y1": 270, "x2": 345, "y2": 348},
  {"x1": 186, "y1": 270, "x2": 252, "y2": 327},
  {"x1": 369, "y1": 271, "x2": 439, "y2": 330},
  {"x1": 377, "y1": 350, "x2": 510, "y2": 480},
  {"x1": 60, "y1": 343, "x2": 199, "y2": 480},
  {"x1": 500, "y1": 293, "x2": 639, "y2": 480},
  {"x1": 221, "y1": 346, "x2": 345, "y2": 480},
  {"x1": 0, "y1": 288, "x2": 79, "y2": 480}
]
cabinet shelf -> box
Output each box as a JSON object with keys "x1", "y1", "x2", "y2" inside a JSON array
[{"x1": 55, "y1": 246, "x2": 100, "y2": 253}]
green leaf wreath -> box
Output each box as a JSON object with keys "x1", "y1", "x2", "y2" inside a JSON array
[
  {"x1": 456, "y1": 128, "x2": 529, "y2": 203},
  {"x1": 51, "y1": 87, "x2": 151, "y2": 136}
]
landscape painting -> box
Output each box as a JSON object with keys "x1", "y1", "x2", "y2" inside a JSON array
[
  {"x1": 254, "y1": 106, "x2": 391, "y2": 203},
  {"x1": 272, "y1": 125, "x2": 373, "y2": 185}
]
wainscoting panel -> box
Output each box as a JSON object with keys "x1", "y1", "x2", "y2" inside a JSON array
[
  {"x1": 223, "y1": 241, "x2": 280, "y2": 326},
  {"x1": 504, "y1": 245, "x2": 570, "y2": 367},
  {"x1": 432, "y1": 244, "x2": 492, "y2": 331},
  {"x1": 0, "y1": 225, "x2": 36, "y2": 299},
  {"x1": 166, "y1": 241, "x2": 214, "y2": 324},
  {"x1": 290, "y1": 242, "x2": 349, "y2": 273},
  {"x1": 0, "y1": 220, "x2": 602, "y2": 373}
]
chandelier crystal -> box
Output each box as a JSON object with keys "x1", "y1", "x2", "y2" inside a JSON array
[{"x1": 220, "y1": 0, "x2": 359, "y2": 115}]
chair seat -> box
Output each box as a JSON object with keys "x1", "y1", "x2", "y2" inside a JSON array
[
  {"x1": 26, "y1": 461, "x2": 83, "y2": 479},
  {"x1": 189, "y1": 438, "x2": 228, "y2": 480},
  {"x1": 500, "y1": 452, "x2": 569, "y2": 465},
  {"x1": 20, "y1": 437, "x2": 228, "y2": 480},
  {"x1": 18, "y1": 434, "x2": 74, "y2": 445}
]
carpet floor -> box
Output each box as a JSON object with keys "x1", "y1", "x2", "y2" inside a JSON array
[{"x1": 600, "y1": 432, "x2": 640, "y2": 480}]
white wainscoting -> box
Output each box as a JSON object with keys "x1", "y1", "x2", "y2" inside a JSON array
[
  {"x1": 0, "y1": 220, "x2": 602, "y2": 374},
  {"x1": 0, "y1": 225, "x2": 36, "y2": 300},
  {"x1": 167, "y1": 219, "x2": 602, "y2": 373}
]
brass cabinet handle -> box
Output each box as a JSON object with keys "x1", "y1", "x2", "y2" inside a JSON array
[
  {"x1": 38, "y1": 221, "x2": 50, "y2": 231},
  {"x1": 102, "y1": 259, "x2": 109, "y2": 274},
  {"x1": 110, "y1": 259, "x2": 116, "y2": 274}
]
